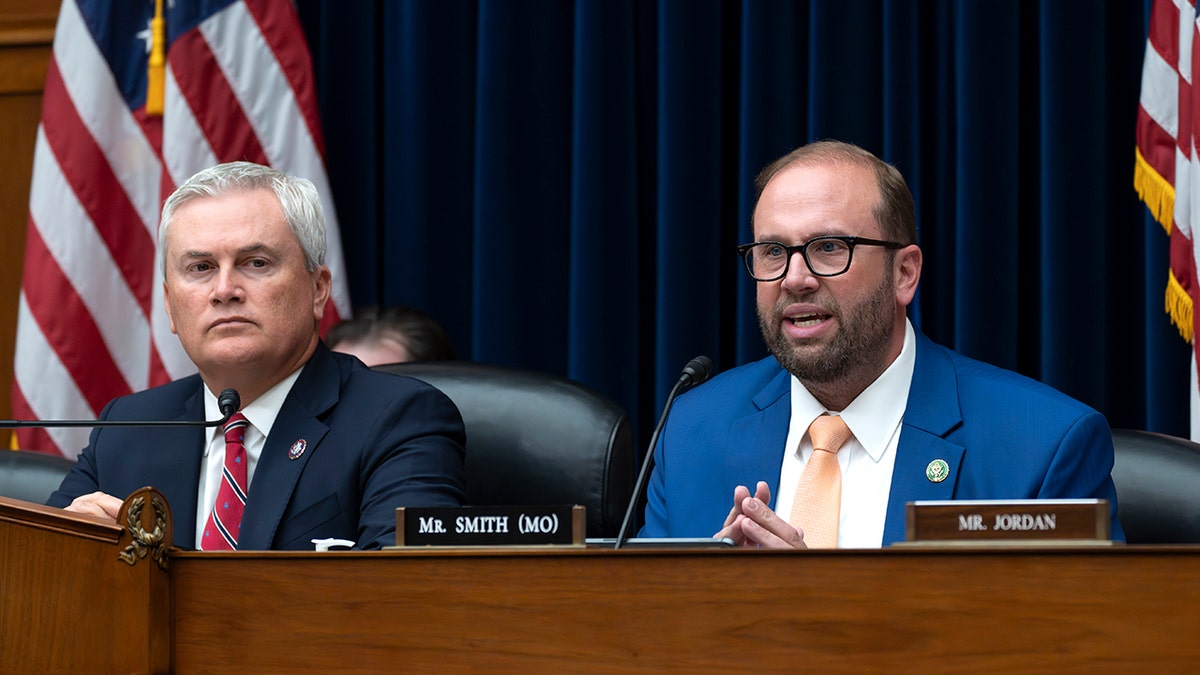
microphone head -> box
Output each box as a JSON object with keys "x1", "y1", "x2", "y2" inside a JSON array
[
  {"x1": 680, "y1": 355, "x2": 714, "y2": 387},
  {"x1": 217, "y1": 389, "x2": 241, "y2": 417}
]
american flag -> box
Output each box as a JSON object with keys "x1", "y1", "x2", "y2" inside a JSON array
[
  {"x1": 12, "y1": 0, "x2": 350, "y2": 457},
  {"x1": 1136, "y1": 0, "x2": 1200, "y2": 435}
]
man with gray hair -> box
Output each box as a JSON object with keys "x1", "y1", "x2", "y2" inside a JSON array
[{"x1": 48, "y1": 161, "x2": 467, "y2": 550}]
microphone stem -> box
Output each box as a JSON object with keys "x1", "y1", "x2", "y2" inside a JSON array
[
  {"x1": 0, "y1": 417, "x2": 232, "y2": 429},
  {"x1": 614, "y1": 377, "x2": 687, "y2": 550},
  {"x1": 1, "y1": 388, "x2": 238, "y2": 430}
]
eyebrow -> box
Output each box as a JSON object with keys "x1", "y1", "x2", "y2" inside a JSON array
[
  {"x1": 753, "y1": 233, "x2": 826, "y2": 243},
  {"x1": 179, "y1": 243, "x2": 277, "y2": 260}
]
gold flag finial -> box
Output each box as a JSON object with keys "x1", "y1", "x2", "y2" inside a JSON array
[{"x1": 145, "y1": 0, "x2": 165, "y2": 116}]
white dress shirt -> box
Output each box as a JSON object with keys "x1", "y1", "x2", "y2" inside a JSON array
[
  {"x1": 194, "y1": 367, "x2": 304, "y2": 548},
  {"x1": 772, "y1": 319, "x2": 916, "y2": 548}
]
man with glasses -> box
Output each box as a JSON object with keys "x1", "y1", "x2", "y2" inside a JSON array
[{"x1": 640, "y1": 140, "x2": 1123, "y2": 547}]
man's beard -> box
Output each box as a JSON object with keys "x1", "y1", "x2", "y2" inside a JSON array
[{"x1": 758, "y1": 269, "x2": 896, "y2": 384}]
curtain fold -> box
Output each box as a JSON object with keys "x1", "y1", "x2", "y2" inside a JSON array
[
  {"x1": 653, "y1": 1, "x2": 726, "y2": 401},
  {"x1": 297, "y1": 0, "x2": 1189, "y2": 443},
  {"x1": 1037, "y1": 2, "x2": 1108, "y2": 402},
  {"x1": 568, "y1": 0, "x2": 641, "y2": 412}
]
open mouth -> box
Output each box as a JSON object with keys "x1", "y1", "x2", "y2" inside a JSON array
[{"x1": 788, "y1": 311, "x2": 830, "y2": 327}]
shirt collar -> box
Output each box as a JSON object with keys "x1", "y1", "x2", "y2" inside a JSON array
[
  {"x1": 789, "y1": 318, "x2": 916, "y2": 460},
  {"x1": 202, "y1": 365, "x2": 306, "y2": 443}
]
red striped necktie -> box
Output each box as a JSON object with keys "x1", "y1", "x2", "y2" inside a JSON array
[{"x1": 201, "y1": 413, "x2": 250, "y2": 551}]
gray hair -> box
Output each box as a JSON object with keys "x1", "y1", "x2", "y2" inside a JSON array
[{"x1": 159, "y1": 161, "x2": 327, "y2": 274}]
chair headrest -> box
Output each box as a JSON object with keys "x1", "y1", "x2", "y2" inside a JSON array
[
  {"x1": 373, "y1": 361, "x2": 636, "y2": 538},
  {"x1": 0, "y1": 451, "x2": 75, "y2": 504},
  {"x1": 1110, "y1": 429, "x2": 1200, "y2": 544}
]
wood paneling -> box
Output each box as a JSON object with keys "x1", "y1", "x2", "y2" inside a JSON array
[
  {"x1": 0, "y1": 0, "x2": 55, "y2": 445},
  {"x1": 0, "y1": 0, "x2": 57, "y2": 47},
  {"x1": 170, "y1": 546, "x2": 1200, "y2": 672},
  {"x1": 7, "y1": 488, "x2": 1200, "y2": 672},
  {"x1": 1, "y1": 494, "x2": 171, "y2": 673}
]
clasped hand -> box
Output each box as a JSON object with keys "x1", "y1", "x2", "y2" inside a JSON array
[
  {"x1": 64, "y1": 491, "x2": 123, "y2": 522},
  {"x1": 714, "y1": 481, "x2": 808, "y2": 549}
]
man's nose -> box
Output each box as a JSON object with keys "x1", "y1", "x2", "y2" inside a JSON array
[
  {"x1": 211, "y1": 268, "x2": 242, "y2": 303},
  {"x1": 780, "y1": 251, "x2": 819, "y2": 293}
]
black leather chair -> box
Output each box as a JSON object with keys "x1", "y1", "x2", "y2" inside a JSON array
[
  {"x1": 0, "y1": 450, "x2": 74, "y2": 504},
  {"x1": 374, "y1": 361, "x2": 636, "y2": 538},
  {"x1": 1111, "y1": 428, "x2": 1200, "y2": 544}
]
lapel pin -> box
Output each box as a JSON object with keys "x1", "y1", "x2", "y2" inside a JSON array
[
  {"x1": 925, "y1": 459, "x2": 949, "y2": 483},
  {"x1": 289, "y1": 439, "x2": 307, "y2": 460}
]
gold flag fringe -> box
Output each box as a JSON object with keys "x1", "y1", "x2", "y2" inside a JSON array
[
  {"x1": 1135, "y1": 147, "x2": 1175, "y2": 234},
  {"x1": 1167, "y1": 270, "x2": 1194, "y2": 343},
  {"x1": 1136, "y1": 149, "x2": 1193, "y2": 343}
]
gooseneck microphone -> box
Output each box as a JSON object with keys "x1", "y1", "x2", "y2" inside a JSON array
[
  {"x1": 0, "y1": 388, "x2": 241, "y2": 429},
  {"x1": 613, "y1": 356, "x2": 713, "y2": 550}
]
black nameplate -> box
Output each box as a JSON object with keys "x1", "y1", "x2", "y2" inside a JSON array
[{"x1": 395, "y1": 505, "x2": 585, "y2": 547}]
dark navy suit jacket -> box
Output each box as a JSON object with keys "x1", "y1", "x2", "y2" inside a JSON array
[
  {"x1": 641, "y1": 331, "x2": 1125, "y2": 544},
  {"x1": 47, "y1": 343, "x2": 467, "y2": 550}
]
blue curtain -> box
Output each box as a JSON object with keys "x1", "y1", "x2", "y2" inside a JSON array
[{"x1": 297, "y1": 0, "x2": 1188, "y2": 445}]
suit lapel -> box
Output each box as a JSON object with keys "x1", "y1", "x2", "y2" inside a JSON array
[
  {"x1": 882, "y1": 334, "x2": 965, "y2": 545},
  {"x1": 238, "y1": 346, "x2": 338, "y2": 549},
  {"x1": 883, "y1": 427, "x2": 964, "y2": 544},
  {"x1": 725, "y1": 367, "x2": 792, "y2": 508},
  {"x1": 163, "y1": 384, "x2": 206, "y2": 547}
]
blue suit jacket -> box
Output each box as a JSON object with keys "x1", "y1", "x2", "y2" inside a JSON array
[
  {"x1": 47, "y1": 343, "x2": 467, "y2": 550},
  {"x1": 641, "y1": 331, "x2": 1125, "y2": 544}
]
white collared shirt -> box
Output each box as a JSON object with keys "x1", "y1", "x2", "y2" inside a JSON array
[
  {"x1": 194, "y1": 367, "x2": 304, "y2": 548},
  {"x1": 772, "y1": 319, "x2": 916, "y2": 548}
]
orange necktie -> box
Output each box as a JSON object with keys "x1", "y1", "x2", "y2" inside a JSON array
[{"x1": 789, "y1": 414, "x2": 852, "y2": 548}]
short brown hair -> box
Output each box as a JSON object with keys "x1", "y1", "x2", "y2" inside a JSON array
[
  {"x1": 327, "y1": 306, "x2": 457, "y2": 362},
  {"x1": 753, "y1": 140, "x2": 916, "y2": 244}
]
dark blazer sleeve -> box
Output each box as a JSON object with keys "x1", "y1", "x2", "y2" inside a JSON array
[
  {"x1": 45, "y1": 377, "x2": 206, "y2": 521},
  {"x1": 346, "y1": 374, "x2": 468, "y2": 549},
  {"x1": 45, "y1": 404, "x2": 109, "y2": 507},
  {"x1": 248, "y1": 349, "x2": 468, "y2": 551}
]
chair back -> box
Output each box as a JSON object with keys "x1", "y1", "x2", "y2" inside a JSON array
[
  {"x1": 0, "y1": 450, "x2": 74, "y2": 504},
  {"x1": 1110, "y1": 428, "x2": 1200, "y2": 544},
  {"x1": 374, "y1": 361, "x2": 636, "y2": 538}
]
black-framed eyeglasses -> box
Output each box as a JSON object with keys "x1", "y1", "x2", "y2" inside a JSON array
[{"x1": 736, "y1": 236, "x2": 906, "y2": 281}]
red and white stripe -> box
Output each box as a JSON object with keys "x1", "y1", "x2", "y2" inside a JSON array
[
  {"x1": 1137, "y1": 0, "x2": 1200, "y2": 437},
  {"x1": 12, "y1": 0, "x2": 349, "y2": 457}
]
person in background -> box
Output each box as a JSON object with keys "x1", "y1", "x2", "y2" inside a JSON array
[
  {"x1": 48, "y1": 161, "x2": 467, "y2": 550},
  {"x1": 327, "y1": 305, "x2": 458, "y2": 366},
  {"x1": 639, "y1": 140, "x2": 1124, "y2": 547}
]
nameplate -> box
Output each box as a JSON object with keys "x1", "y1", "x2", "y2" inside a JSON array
[
  {"x1": 904, "y1": 499, "x2": 1111, "y2": 545},
  {"x1": 395, "y1": 505, "x2": 585, "y2": 547}
]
